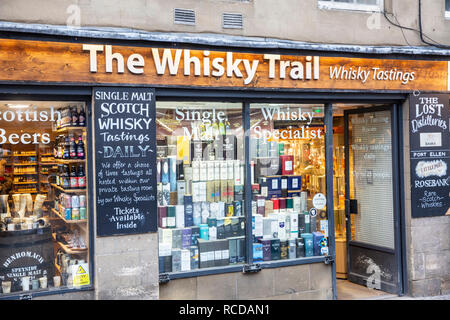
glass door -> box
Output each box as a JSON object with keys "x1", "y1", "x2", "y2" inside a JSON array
[{"x1": 344, "y1": 106, "x2": 400, "y2": 294}]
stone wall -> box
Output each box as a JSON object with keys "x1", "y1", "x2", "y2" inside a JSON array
[
  {"x1": 402, "y1": 99, "x2": 450, "y2": 297},
  {"x1": 0, "y1": 0, "x2": 449, "y2": 46},
  {"x1": 159, "y1": 263, "x2": 333, "y2": 300}
]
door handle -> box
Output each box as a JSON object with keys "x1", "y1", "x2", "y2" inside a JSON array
[{"x1": 345, "y1": 199, "x2": 358, "y2": 215}]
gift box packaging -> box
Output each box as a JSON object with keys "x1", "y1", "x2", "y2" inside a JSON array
[
  {"x1": 191, "y1": 140, "x2": 206, "y2": 161},
  {"x1": 176, "y1": 136, "x2": 190, "y2": 164},
  {"x1": 229, "y1": 238, "x2": 238, "y2": 264},
  {"x1": 175, "y1": 205, "x2": 185, "y2": 229},
  {"x1": 313, "y1": 231, "x2": 324, "y2": 256},
  {"x1": 281, "y1": 176, "x2": 288, "y2": 197},
  {"x1": 190, "y1": 246, "x2": 199, "y2": 270},
  {"x1": 253, "y1": 243, "x2": 263, "y2": 262},
  {"x1": 168, "y1": 156, "x2": 177, "y2": 192},
  {"x1": 222, "y1": 135, "x2": 237, "y2": 159},
  {"x1": 177, "y1": 181, "x2": 185, "y2": 205},
  {"x1": 181, "y1": 249, "x2": 191, "y2": 271},
  {"x1": 280, "y1": 155, "x2": 294, "y2": 175},
  {"x1": 181, "y1": 228, "x2": 192, "y2": 249},
  {"x1": 161, "y1": 158, "x2": 170, "y2": 184},
  {"x1": 288, "y1": 239, "x2": 297, "y2": 259},
  {"x1": 260, "y1": 239, "x2": 272, "y2": 261},
  {"x1": 167, "y1": 206, "x2": 176, "y2": 228},
  {"x1": 158, "y1": 206, "x2": 167, "y2": 228},
  {"x1": 301, "y1": 233, "x2": 314, "y2": 257},
  {"x1": 184, "y1": 195, "x2": 193, "y2": 227},
  {"x1": 172, "y1": 228, "x2": 182, "y2": 249},
  {"x1": 270, "y1": 238, "x2": 281, "y2": 260},
  {"x1": 190, "y1": 226, "x2": 200, "y2": 246},
  {"x1": 280, "y1": 240, "x2": 289, "y2": 260},
  {"x1": 296, "y1": 237, "x2": 305, "y2": 258},
  {"x1": 237, "y1": 237, "x2": 246, "y2": 263},
  {"x1": 171, "y1": 249, "x2": 182, "y2": 272},
  {"x1": 252, "y1": 214, "x2": 263, "y2": 238}
]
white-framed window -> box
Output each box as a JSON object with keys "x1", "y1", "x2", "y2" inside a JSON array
[
  {"x1": 318, "y1": 0, "x2": 383, "y2": 12},
  {"x1": 445, "y1": 0, "x2": 450, "y2": 19}
]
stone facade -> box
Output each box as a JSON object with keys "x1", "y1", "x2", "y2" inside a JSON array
[
  {"x1": 159, "y1": 263, "x2": 332, "y2": 300},
  {"x1": 0, "y1": 0, "x2": 449, "y2": 46}
]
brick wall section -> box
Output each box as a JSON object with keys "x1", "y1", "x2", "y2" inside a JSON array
[
  {"x1": 403, "y1": 99, "x2": 450, "y2": 297},
  {"x1": 159, "y1": 263, "x2": 333, "y2": 300}
]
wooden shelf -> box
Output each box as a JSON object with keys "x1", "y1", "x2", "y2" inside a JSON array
[
  {"x1": 13, "y1": 181, "x2": 38, "y2": 184},
  {"x1": 55, "y1": 126, "x2": 86, "y2": 133},
  {"x1": 13, "y1": 173, "x2": 37, "y2": 175},
  {"x1": 51, "y1": 184, "x2": 86, "y2": 194},
  {"x1": 51, "y1": 208, "x2": 87, "y2": 224},
  {"x1": 13, "y1": 163, "x2": 37, "y2": 166},
  {"x1": 55, "y1": 159, "x2": 85, "y2": 164},
  {"x1": 13, "y1": 154, "x2": 36, "y2": 157},
  {"x1": 39, "y1": 162, "x2": 57, "y2": 165},
  {"x1": 13, "y1": 191, "x2": 38, "y2": 194},
  {"x1": 52, "y1": 233, "x2": 88, "y2": 254}
]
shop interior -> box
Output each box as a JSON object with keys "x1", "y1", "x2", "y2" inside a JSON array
[{"x1": 0, "y1": 101, "x2": 90, "y2": 296}]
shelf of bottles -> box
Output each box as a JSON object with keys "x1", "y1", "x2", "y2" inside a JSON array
[
  {"x1": 12, "y1": 151, "x2": 38, "y2": 194},
  {"x1": 50, "y1": 105, "x2": 87, "y2": 224}
]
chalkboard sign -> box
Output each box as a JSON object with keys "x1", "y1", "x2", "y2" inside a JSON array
[
  {"x1": 409, "y1": 93, "x2": 450, "y2": 218},
  {"x1": 94, "y1": 87, "x2": 157, "y2": 236}
]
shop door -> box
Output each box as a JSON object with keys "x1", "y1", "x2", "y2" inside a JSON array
[{"x1": 344, "y1": 106, "x2": 401, "y2": 295}]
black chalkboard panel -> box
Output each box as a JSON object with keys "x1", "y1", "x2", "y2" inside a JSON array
[
  {"x1": 409, "y1": 94, "x2": 449, "y2": 218},
  {"x1": 94, "y1": 87, "x2": 157, "y2": 236}
]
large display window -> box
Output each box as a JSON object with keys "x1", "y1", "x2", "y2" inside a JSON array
[
  {"x1": 0, "y1": 101, "x2": 91, "y2": 296},
  {"x1": 249, "y1": 104, "x2": 329, "y2": 262},
  {"x1": 156, "y1": 102, "x2": 246, "y2": 273}
]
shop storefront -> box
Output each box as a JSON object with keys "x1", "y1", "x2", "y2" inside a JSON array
[{"x1": 0, "y1": 36, "x2": 448, "y2": 300}]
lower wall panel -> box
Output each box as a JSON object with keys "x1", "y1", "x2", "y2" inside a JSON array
[{"x1": 159, "y1": 263, "x2": 332, "y2": 300}]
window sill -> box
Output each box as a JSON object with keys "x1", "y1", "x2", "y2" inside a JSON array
[
  {"x1": 0, "y1": 285, "x2": 94, "y2": 300},
  {"x1": 318, "y1": 1, "x2": 383, "y2": 13},
  {"x1": 160, "y1": 256, "x2": 327, "y2": 282}
]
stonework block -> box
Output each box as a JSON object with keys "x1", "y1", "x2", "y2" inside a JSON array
[
  {"x1": 273, "y1": 264, "x2": 310, "y2": 295},
  {"x1": 159, "y1": 277, "x2": 197, "y2": 300},
  {"x1": 236, "y1": 269, "x2": 274, "y2": 299},
  {"x1": 309, "y1": 263, "x2": 332, "y2": 291},
  {"x1": 197, "y1": 272, "x2": 238, "y2": 300},
  {"x1": 410, "y1": 278, "x2": 441, "y2": 297},
  {"x1": 411, "y1": 253, "x2": 425, "y2": 280}
]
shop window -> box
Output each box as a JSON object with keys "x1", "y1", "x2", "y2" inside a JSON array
[
  {"x1": 318, "y1": 0, "x2": 383, "y2": 12},
  {"x1": 156, "y1": 102, "x2": 246, "y2": 273},
  {"x1": 249, "y1": 104, "x2": 329, "y2": 262},
  {"x1": 446, "y1": 0, "x2": 450, "y2": 18},
  {"x1": 0, "y1": 101, "x2": 91, "y2": 296}
]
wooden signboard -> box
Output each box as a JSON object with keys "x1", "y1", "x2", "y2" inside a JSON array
[{"x1": 0, "y1": 39, "x2": 448, "y2": 92}]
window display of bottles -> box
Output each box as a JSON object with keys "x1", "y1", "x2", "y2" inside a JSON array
[
  {"x1": 55, "y1": 105, "x2": 86, "y2": 129},
  {"x1": 0, "y1": 101, "x2": 90, "y2": 297},
  {"x1": 249, "y1": 104, "x2": 328, "y2": 262},
  {"x1": 55, "y1": 163, "x2": 86, "y2": 190},
  {"x1": 156, "y1": 102, "x2": 245, "y2": 273},
  {"x1": 54, "y1": 134, "x2": 85, "y2": 160}
]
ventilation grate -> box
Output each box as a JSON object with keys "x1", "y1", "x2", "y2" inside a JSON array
[
  {"x1": 222, "y1": 13, "x2": 243, "y2": 29},
  {"x1": 174, "y1": 8, "x2": 196, "y2": 25}
]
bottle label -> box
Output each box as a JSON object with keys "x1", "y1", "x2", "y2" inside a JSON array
[
  {"x1": 78, "y1": 176, "x2": 86, "y2": 188},
  {"x1": 70, "y1": 177, "x2": 78, "y2": 188}
]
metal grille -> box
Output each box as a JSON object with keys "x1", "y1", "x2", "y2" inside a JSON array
[
  {"x1": 174, "y1": 8, "x2": 196, "y2": 25},
  {"x1": 222, "y1": 13, "x2": 243, "y2": 29}
]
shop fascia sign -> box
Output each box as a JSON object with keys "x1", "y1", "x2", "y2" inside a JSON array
[
  {"x1": 83, "y1": 45, "x2": 320, "y2": 85},
  {"x1": 83, "y1": 45, "x2": 417, "y2": 85}
]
